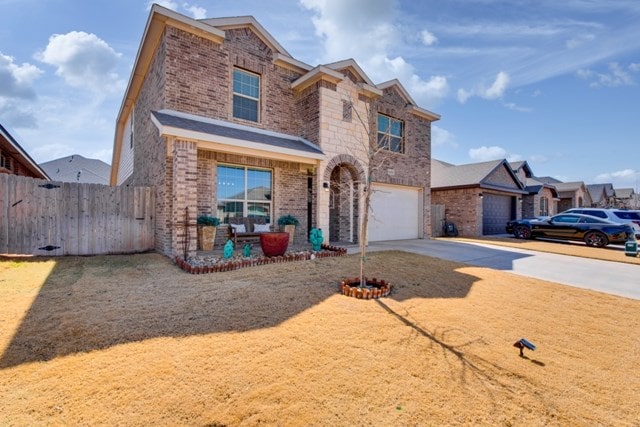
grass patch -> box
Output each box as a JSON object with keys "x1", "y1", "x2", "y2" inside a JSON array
[{"x1": 1, "y1": 252, "x2": 638, "y2": 425}]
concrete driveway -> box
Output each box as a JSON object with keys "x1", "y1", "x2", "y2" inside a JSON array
[{"x1": 355, "y1": 239, "x2": 640, "y2": 300}]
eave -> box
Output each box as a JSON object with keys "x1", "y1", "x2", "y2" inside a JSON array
[
  {"x1": 291, "y1": 66, "x2": 344, "y2": 92},
  {"x1": 110, "y1": 4, "x2": 225, "y2": 185}
]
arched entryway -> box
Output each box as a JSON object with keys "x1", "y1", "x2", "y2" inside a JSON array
[{"x1": 323, "y1": 155, "x2": 366, "y2": 244}]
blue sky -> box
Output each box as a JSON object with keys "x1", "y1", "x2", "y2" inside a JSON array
[{"x1": 1, "y1": 0, "x2": 639, "y2": 189}]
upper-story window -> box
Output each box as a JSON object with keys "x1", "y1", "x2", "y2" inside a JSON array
[
  {"x1": 233, "y1": 68, "x2": 260, "y2": 122},
  {"x1": 377, "y1": 114, "x2": 404, "y2": 153}
]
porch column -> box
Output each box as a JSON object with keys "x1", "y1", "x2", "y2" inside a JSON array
[{"x1": 171, "y1": 139, "x2": 198, "y2": 258}]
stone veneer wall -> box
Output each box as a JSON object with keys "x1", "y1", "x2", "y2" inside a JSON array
[{"x1": 316, "y1": 80, "x2": 370, "y2": 240}]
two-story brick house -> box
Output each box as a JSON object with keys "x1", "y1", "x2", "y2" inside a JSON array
[{"x1": 110, "y1": 5, "x2": 439, "y2": 257}]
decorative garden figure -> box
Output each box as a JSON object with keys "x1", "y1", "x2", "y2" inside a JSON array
[
  {"x1": 310, "y1": 228, "x2": 323, "y2": 251},
  {"x1": 243, "y1": 243, "x2": 252, "y2": 257},
  {"x1": 223, "y1": 240, "x2": 234, "y2": 259}
]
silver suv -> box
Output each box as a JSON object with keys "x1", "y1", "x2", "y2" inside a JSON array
[{"x1": 563, "y1": 208, "x2": 640, "y2": 238}]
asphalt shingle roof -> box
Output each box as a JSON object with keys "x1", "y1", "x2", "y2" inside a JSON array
[
  {"x1": 152, "y1": 110, "x2": 323, "y2": 156},
  {"x1": 431, "y1": 158, "x2": 504, "y2": 188},
  {"x1": 40, "y1": 154, "x2": 110, "y2": 184}
]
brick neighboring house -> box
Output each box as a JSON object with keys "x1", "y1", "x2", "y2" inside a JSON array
[
  {"x1": 551, "y1": 181, "x2": 591, "y2": 211},
  {"x1": 431, "y1": 159, "x2": 526, "y2": 236},
  {"x1": 0, "y1": 123, "x2": 49, "y2": 179},
  {"x1": 109, "y1": 5, "x2": 440, "y2": 257},
  {"x1": 510, "y1": 161, "x2": 558, "y2": 217},
  {"x1": 587, "y1": 183, "x2": 615, "y2": 208},
  {"x1": 614, "y1": 188, "x2": 636, "y2": 209}
]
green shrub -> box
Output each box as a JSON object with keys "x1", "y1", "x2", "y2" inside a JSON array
[
  {"x1": 197, "y1": 215, "x2": 220, "y2": 226},
  {"x1": 277, "y1": 214, "x2": 300, "y2": 226}
]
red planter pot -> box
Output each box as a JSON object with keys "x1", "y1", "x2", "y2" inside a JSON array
[{"x1": 260, "y1": 232, "x2": 290, "y2": 257}]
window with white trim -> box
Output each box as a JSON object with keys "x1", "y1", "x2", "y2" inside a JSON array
[
  {"x1": 233, "y1": 68, "x2": 260, "y2": 122},
  {"x1": 539, "y1": 196, "x2": 549, "y2": 216},
  {"x1": 377, "y1": 114, "x2": 404, "y2": 153},
  {"x1": 217, "y1": 164, "x2": 272, "y2": 222}
]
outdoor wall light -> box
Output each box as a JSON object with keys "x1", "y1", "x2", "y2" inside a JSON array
[
  {"x1": 479, "y1": 193, "x2": 483, "y2": 199},
  {"x1": 323, "y1": 182, "x2": 330, "y2": 192}
]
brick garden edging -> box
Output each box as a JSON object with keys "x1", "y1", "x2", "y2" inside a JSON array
[
  {"x1": 175, "y1": 244, "x2": 347, "y2": 274},
  {"x1": 340, "y1": 277, "x2": 392, "y2": 299}
]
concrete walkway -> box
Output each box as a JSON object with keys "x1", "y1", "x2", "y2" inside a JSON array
[{"x1": 352, "y1": 239, "x2": 640, "y2": 300}]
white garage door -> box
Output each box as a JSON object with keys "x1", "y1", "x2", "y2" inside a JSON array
[{"x1": 368, "y1": 183, "x2": 421, "y2": 242}]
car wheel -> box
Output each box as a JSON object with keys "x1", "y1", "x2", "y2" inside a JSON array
[
  {"x1": 584, "y1": 231, "x2": 608, "y2": 248},
  {"x1": 514, "y1": 225, "x2": 532, "y2": 239}
]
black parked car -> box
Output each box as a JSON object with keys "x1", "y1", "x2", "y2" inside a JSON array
[{"x1": 508, "y1": 213, "x2": 633, "y2": 247}]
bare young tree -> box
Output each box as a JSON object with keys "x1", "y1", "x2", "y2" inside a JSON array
[{"x1": 337, "y1": 96, "x2": 394, "y2": 288}]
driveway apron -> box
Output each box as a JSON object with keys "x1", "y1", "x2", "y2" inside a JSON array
[{"x1": 353, "y1": 239, "x2": 640, "y2": 300}]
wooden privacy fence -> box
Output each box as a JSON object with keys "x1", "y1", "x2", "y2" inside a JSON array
[{"x1": 0, "y1": 174, "x2": 155, "y2": 256}]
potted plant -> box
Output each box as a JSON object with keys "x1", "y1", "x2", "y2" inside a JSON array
[
  {"x1": 197, "y1": 215, "x2": 220, "y2": 251},
  {"x1": 277, "y1": 214, "x2": 299, "y2": 244}
]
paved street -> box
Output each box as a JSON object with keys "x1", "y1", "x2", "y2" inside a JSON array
[{"x1": 354, "y1": 239, "x2": 640, "y2": 300}]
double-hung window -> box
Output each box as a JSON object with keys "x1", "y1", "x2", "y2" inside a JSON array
[
  {"x1": 217, "y1": 165, "x2": 272, "y2": 223},
  {"x1": 233, "y1": 68, "x2": 260, "y2": 122},
  {"x1": 377, "y1": 114, "x2": 404, "y2": 153}
]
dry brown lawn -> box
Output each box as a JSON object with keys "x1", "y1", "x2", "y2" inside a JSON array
[{"x1": 1, "y1": 251, "x2": 639, "y2": 426}]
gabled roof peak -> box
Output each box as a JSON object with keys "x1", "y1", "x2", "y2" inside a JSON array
[
  {"x1": 200, "y1": 15, "x2": 291, "y2": 56},
  {"x1": 324, "y1": 59, "x2": 375, "y2": 86}
]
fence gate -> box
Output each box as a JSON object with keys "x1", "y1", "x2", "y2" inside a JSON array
[
  {"x1": 431, "y1": 204, "x2": 445, "y2": 237},
  {"x1": 0, "y1": 174, "x2": 155, "y2": 256}
]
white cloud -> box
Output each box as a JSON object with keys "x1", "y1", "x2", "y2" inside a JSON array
[
  {"x1": 469, "y1": 145, "x2": 521, "y2": 162},
  {"x1": 0, "y1": 98, "x2": 37, "y2": 128},
  {"x1": 457, "y1": 71, "x2": 510, "y2": 103},
  {"x1": 503, "y1": 102, "x2": 532, "y2": 113},
  {"x1": 300, "y1": 0, "x2": 448, "y2": 105},
  {"x1": 595, "y1": 169, "x2": 637, "y2": 183},
  {"x1": 566, "y1": 33, "x2": 595, "y2": 49},
  {"x1": 485, "y1": 71, "x2": 510, "y2": 99},
  {"x1": 183, "y1": 3, "x2": 207, "y2": 19},
  {"x1": 15, "y1": 93, "x2": 115, "y2": 163},
  {"x1": 420, "y1": 30, "x2": 437, "y2": 46},
  {"x1": 0, "y1": 52, "x2": 43, "y2": 99},
  {"x1": 432, "y1": 125, "x2": 457, "y2": 148},
  {"x1": 35, "y1": 31, "x2": 123, "y2": 93},
  {"x1": 577, "y1": 62, "x2": 635, "y2": 87},
  {"x1": 529, "y1": 154, "x2": 548, "y2": 163},
  {"x1": 148, "y1": 0, "x2": 178, "y2": 10}
]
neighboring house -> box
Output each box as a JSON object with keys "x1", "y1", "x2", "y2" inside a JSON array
[
  {"x1": 587, "y1": 183, "x2": 615, "y2": 208},
  {"x1": 0, "y1": 123, "x2": 49, "y2": 179},
  {"x1": 110, "y1": 5, "x2": 439, "y2": 257},
  {"x1": 431, "y1": 159, "x2": 526, "y2": 236},
  {"x1": 614, "y1": 188, "x2": 636, "y2": 209},
  {"x1": 40, "y1": 154, "x2": 111, "y2": 184},
  {"x1": 553, "y1": 181, "x2": 591, "y2": 211},
  {"x1": 510, "y1": 161, "x2": 558, "y2": 218}
]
